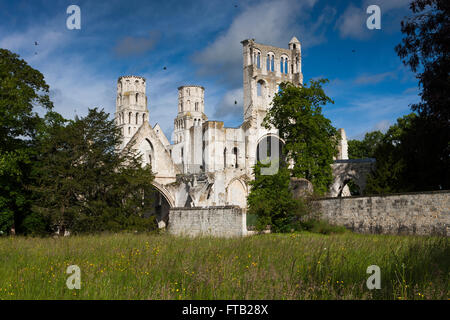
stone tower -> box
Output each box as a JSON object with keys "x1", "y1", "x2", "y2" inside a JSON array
[
  {"x1": 241, "y1": 37, "x2": 303, "y2": 171},
  {"x1": 173, "y1": 85, "x2": 207, "y2": 144},
  {"x1": 115, "y1": 75, "x2": 148, "y2": 148},
  {"x1": 241, "y1": 37, "x2": 303, "y2": 126}
]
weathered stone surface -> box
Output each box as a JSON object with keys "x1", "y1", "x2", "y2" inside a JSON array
[
  {"x1": 316, "y1": 190, "x2": 450, "y2": 236},
  {"x1": 290, "y1": 177, "x2": 313, "y2": 198},
  {"x1": 167, "y1": 206, "x2": 247, "y2": 237}
]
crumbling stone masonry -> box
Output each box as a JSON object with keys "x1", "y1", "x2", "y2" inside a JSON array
[{"x1": 316, "y1": 190, "x2": 449, "y2": 236}]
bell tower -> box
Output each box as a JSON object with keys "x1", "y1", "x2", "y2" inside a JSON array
[
  {"x1": 241, "y1": 37, "x2": 303, "y2": 127},
  {"x1": 115, "y1": 75, "x2": 148, "y2": 148},
  {"x1": 173, "y1": 85, "x2": 207, "y2": 144}
]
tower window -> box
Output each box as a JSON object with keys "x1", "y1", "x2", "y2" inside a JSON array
[
  {"x1": 280, "y1": 58, "x2": 284, "y2": 73},
  {"x1": 266, "y1": 54, "x2": 270, "y2": 71},
  {"x1": 223, "y1": 148, "x2": 227, "y2": 168},
  {"x1": 129, "y1": 112, "x2": 132, "y2": 124},
  {"x1": 136, "y1": 93, "x2": 139, "y2": 104},
  {"x1": 181, "y1": 102, "x2": 183, "y2": 112},
  {"x1": 233, "y1": 147, "x2": 238, "y2": 168},
  {"x1": 257, "y1": 52, "x2": 260, "y2": 69},
  {"x1": 271, "y1": 55, "x2": 274, "y2": 72},
  {"x1": 195, "y1": 102, "x2": 199, "y2": 111},
  {"x1": 142, "y1": 113, "x2": 145, "y2": 123},
  {"x1": 257, "y1": 80, "x2": 265, "y2": 96}
]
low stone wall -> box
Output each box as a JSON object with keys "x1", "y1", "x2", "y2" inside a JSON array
[
  {"x1": 168, "y1": 206, "x2": 247, "y2": 237},
  {"x1": 315, "y1": 190, "x2": 449, "y2": 236}
]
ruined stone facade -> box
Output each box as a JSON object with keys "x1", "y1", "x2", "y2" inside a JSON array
[{"x1": 115, "y1": 38, "x2": 354, "y2": 225}]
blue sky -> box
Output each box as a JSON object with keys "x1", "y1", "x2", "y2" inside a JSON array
[{"x1": 0, "y1": 0, "x2": 420, "y2": 140}]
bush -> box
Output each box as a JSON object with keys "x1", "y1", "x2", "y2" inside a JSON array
[{"x1": 20, "y1": 212, "x2": 52, "y2": 236}]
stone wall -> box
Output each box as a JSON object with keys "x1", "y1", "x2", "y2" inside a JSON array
[
  {"x1": 316, "y1": 190, "x2": 449, "y2": 236},
  {"x1": 168, "y1": 206, "x2": 247, "y2": 237}
]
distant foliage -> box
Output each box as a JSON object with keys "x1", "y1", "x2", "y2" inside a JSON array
[{"x1": 348, "y1": 131, "x2": 383, "y2": 159}]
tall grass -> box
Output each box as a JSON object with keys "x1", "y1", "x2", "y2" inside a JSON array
[{"x1": 0, "y1": 232, "x2": 448, "y2": 299}]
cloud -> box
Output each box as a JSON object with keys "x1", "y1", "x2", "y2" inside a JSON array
[
  {"x1": 335, "y1": 0, "x2": 412, "y2": 40},
  {"x1": 353, "y1": 71, "x2": 397, "y2": 84},
  {"x1": 192, "y1": 0, "x2": 326, "y2": 87},
  {"x1": 335, "y1": 5, "x2": 369, "y2": 40},
  {"x1": 325, "y1": 91, "x2": 419, "y2": 139},
  {"x1": 213, "y1": 88, "x2": 243, "y2": 120},
  {"x1": 114, "y1": 31, "x2": 160, "y2": 57}
]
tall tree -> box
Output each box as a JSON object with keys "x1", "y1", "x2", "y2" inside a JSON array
[
  {"x1": 394, "y1": 0, "x2": 450, "y2": 190},
  {"x1": 0, "y1": 49, "x2": 53, "y2": 234},
  {"x1": 31, "y1": 108, "x2": 156, "y2": 234},
  {"x1": 262, "y1": 80, "x2": 338, "y2": 195}
]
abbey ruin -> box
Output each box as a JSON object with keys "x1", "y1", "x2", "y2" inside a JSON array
[{"x1": 112, "y1": 38, "x2": 448, "y2": 237}]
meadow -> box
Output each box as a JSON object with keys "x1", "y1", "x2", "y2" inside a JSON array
[{"x1": 0, "y1": 232, "x2": 448, "y2": 300}]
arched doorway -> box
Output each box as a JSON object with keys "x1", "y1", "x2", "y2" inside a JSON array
[
  {"x1": 144, "y1": 183, "x2": 174, "y2": 226},
  {"x1": 255, "y1": 134, "x2": 284, "y2": 163}
]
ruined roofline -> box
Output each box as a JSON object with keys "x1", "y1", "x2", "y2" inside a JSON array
[
  {"x1": 241, "y1": 38, "x2": 300, "y2": 51},
  {"x1": 178, "y1": 85, "x2": 205, "y2": 90},
  {"x1": 118, "y1": 75, "x2": 146, "y2": 82}
]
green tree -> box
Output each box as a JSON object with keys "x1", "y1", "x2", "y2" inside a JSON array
[
  {"x1": 365, "y1": 113, "x2": 419, "y2": 194},
  {"x1": 394, "y1": 0, "x2": 450, "y2": 190},
  {"x1": 0, "y1": 49, "x2": 53, "y2": 234},
  {"x1": 348, "y1": 131, "x2": 384, "y2": 159},
  {"x1": 262, "y1": 80, "x2": 338, "y2": 194},
  {"x1": 31, "y1": 108, "x2": 157, "y2": 234},
  {"x1": 247, "y1": 161, "x2": 305, "y2": 232}
]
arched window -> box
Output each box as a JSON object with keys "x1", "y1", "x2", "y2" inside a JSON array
[
  {"x1": 271, "y1": 55, "x2": 274, "y2": 72},
  {"x1": 136, "y1": 93, "x2": 139, "y2": 104},
  {"x1": 285, "y1": 59, "x2": 288, "y2": 74},
  {"x1": 266, "y1": 54, "x2": 270, "y2": 71},
  {"x1": 257, "y1": 80, "x2": 265, "y2": 97},
  {"x1": 257, "y1": 52, "x2": 261, "y2": 69},
  {"x1": 142, "y1": 113, "x2": 145, "y2": 123},
  {"x1": 136, "y1": 113, "x2": 139, "y2": 124},
  {"x1": 180, "y1": 102, "x2": 184, "y2": 112},
  {"x1": 128, "y1": 127, "x2": 131, "y2": 135},
  {"x1": 233, "y1": 147, "x2": 238, "y2": 168},
  {"x1": 223, "y1": 148, "x2": 227, "y2": 168},
  {"x1": 195, "y1": 102, "x2": 198, "y2": 111},
  {"x1": 129, "y1": 112, "x2": 132, "y2": 124}
]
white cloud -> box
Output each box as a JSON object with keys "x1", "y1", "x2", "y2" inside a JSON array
[
  {"x1": 213, "y1": 88, "x2": 243, "y2": 120},
  {"x1": 335, "y1": 5, "x2": 369, "y2": 40},
  {"x1": 336, "y1": 0, "x2": 412, "y2": 40},
  {"x1": 353, "y1": 71, "x2": 397, "y2": 84},
  {"x1": 192, "y1": 0, "x2": 328, "y2": 87}
]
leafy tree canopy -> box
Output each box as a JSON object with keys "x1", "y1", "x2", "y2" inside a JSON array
[{"x1": 262, "y1": 80, "x2": 338, "y2": 195}]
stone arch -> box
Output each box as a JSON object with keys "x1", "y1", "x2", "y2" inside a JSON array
[
  {"x1": 330, "y1": 159, "x2": 376, "y2": 197},
  {"x1": 145, "y1": 183, "x2": 175, "y2": 227},
  {"x1": 255, "y1": 134, "x2": 285, "y2": 163},
  {"x1": 226, "y1": 178, "x2": 247, "y2": 208}
]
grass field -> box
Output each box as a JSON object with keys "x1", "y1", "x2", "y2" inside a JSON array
[{"x1": 0, "y1": 232, "x2": 448, "y2": 300}]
